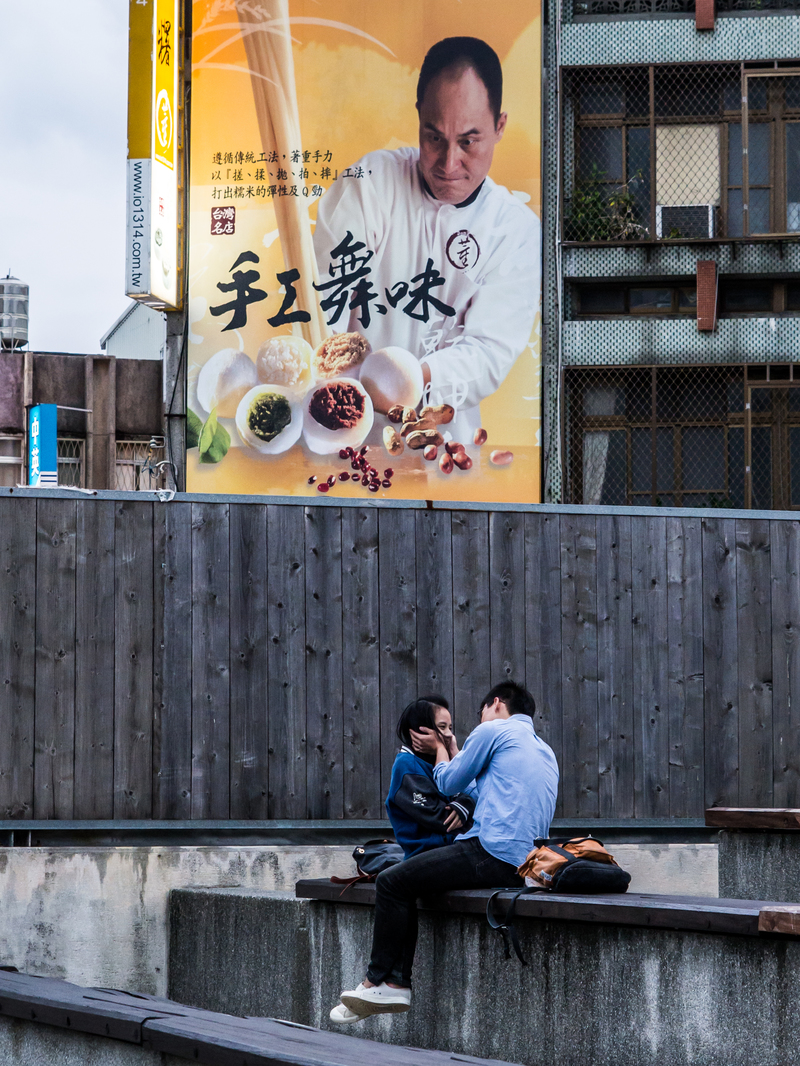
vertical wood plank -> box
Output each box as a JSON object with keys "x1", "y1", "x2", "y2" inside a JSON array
[
  {"x1": 304, "y1": 506, "x2": 343, "y2": 819},
  {"x1": 190, "y1": 502, "x2": 230, "y2": 819},
  {"x1": 736, "y1": 518, "x2": 773, "y2": 806},
  {"x1": 631, "y1": 516, "x2": 669, "y2": 818},
  {"x1": 34, "y1": 498, "x2": 76, "y2": 818},
  {"x1": 378, "y1": 509, "x2": 417, "y2": 798},
  {"x1": 74, "y1": 500, "x2": 115, "y2": 818},
  {"x1": 702, "y1": 517, "x2": 739, "y2": 807},
  {"x1": 452, "y1": 511, "x2": 491, "y2": 744},
  {"x1": 0, "y1": 497, "x2": 36, "y2": 818},
  {"x1": 415, "y1": 510, "x2": 454, "y2": 705},
  {"x1": 489, "y1": 512, "x2": 526, "y2": 686},
  {"x1": 596, "y1": 515, "x2": 634, "y2": 818},
  {"x1": 267, "y1": 505, "x2": 306, "y2": 817},
  {"x1": 341, "y1": 508, "x2": 381, "y2": 819},
  {"x1": 771, "y1": 519, "x2": 800, "y2": 806},
  {"x1": 153, "y1": 501, "x2": 193, "y2": 819},
  {"x1": 560, "y1": 514, "x2": 599, "y2": 818},
  {"x1": 666, "y1": 515, "x2": 704, "y2": 817},
  {"x1": 524, "y1": 513, "x2": 563, "y2": 816},
  {"x1": 114, "y1": 501, "x2": 154, "y2": 818},
  {"x1": 229, "y1": 503, "x2": 269, "y2": 819}
]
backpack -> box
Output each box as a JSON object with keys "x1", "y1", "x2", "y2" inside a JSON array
[
  {"x1": 330, "y1": 839, "x2": 404, "y2": 890},
  {"x1": 486, "y1": 836, "x2": 631, "y2": 964}
]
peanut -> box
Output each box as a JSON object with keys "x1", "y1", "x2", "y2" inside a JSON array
[
  {"x1": 383, "y1": 426, "x2": 404, "y2": 456},
  {"x1": 419, "y1": 403, "x2": 455, "y2": 426},
  {"x1": 400, "y1": 417, "x2": 436, "y2": 438},
  {"x1": 401, "y1": 406, "x2": 417, "y2": 423},
  {"x1": 453, "y1": 451, "x2": 473, "y2": 470},
  {"x1": 423, "y1": 444, "x2": 438, "y2": 461},
  {"x1": 406, "y1": 429, "x2": 444, "y2": 450},
  {"x1": 473, "y1": 427, "x2": 488, "y2": 446},
  {"x1": 387, "y1": 404, "x2": 404, "y2": 424},
  {"x1": 490, "y1": 449, "x2": 513, "y2": 466},
  {"x1": 439, "y1": 452, "x2": 454, "y2": 474},
  {"x1": 445, "y1": 441, "x2": 464, "y2": 456}
]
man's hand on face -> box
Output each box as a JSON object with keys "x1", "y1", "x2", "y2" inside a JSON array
[{"x1": 410, "y1": 726, "x2": 449, "y2": 762}]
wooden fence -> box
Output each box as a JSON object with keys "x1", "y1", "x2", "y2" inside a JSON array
[{"x1": 1, "y1": 492, "x2": 798, "y2": 821}]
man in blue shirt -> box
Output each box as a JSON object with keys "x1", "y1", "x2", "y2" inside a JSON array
[{"x1": 330, "y1": 681, "x2": 559, "y2": 1024}]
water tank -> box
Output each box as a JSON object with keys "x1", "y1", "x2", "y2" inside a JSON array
[{"x1": 0, "y1": 274, "x2": 29, "y2": 350}]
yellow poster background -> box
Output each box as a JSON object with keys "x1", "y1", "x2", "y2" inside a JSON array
[{"x1": 187, "y1": 0, "x2": 541, "y2": 503}]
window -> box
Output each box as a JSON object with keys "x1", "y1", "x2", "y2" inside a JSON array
[
  {"x1": 115, "y1": 438, "x2": 166, "y2": 491},
  {"x1": 565, "y1": 64, "x2": 800, "y2": 243},
  {"x1": 565, "y1": 364, "x2": 800, "y2": 508},
  {"x1": 0, "y1": 436, "x2": 23, "y2": 488},
  {"x1": 57, "y1": 438, "x2": 84, "y2": 487},
  {"x1": 574, "y1": 278, "x2": 800, "y2": 317}
]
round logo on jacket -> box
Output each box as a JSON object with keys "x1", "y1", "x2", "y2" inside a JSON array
[{"x1": 446, "y1": 230, "x2": 480, "y2": 270}]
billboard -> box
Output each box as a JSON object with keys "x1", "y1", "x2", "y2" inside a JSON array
[
  {"x1": 126, "y1": 0, "x2": 182, "y2": 309},
  {"x1": 28, "y1": 405, "x2": 58, "y2": 487},
  {"x1": 186, "y1": 0, "x2": 541, "y2": 503}
]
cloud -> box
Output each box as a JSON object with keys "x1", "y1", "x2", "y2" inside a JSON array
[{"x1": 0, "y1": 1, "x2": 129, "y2": 352}]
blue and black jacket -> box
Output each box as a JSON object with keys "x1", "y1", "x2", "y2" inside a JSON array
[{"x1": 386, "y1": 746, "x2": 477, "y2": 858}]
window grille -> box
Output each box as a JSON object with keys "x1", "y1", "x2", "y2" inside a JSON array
[
  {"x1": 115, "y1": 438, "x2": 166, "y2": 491},
  {"x1": 563, "y1": 363, "x2": 800, "y2": 508},
  {"x1": 0, "y1": 435, "x2": 23, "y2": 488},
  {"x1": 573, "y1": 0, "x2": 800, "y2": 17},
  {"x1": 57, "y1": 438, "x2": 84, "y2": 488},
  {"x1": 563, "y1": 63, "x2": 800, "y2": 244}
]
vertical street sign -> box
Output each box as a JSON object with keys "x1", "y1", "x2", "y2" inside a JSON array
[{"x1": 28, "y1": 404, "x2": 58, "y2": 487}]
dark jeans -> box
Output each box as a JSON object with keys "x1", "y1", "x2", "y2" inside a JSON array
[{"x1": 366, "y1": 836, "x2": 522, "y2": 987}]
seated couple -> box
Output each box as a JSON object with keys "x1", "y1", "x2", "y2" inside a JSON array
[{"x1": 330, "y1": 681, "x2": 559, "y2": 1024}]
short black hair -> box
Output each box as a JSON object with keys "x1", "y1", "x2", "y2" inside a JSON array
[
  {"x1": 396, "y1": 695, "x2": 449, "y2": 750},
  {"x1": 481, "y1": 681, "x2": 536, "y2": 720},
  {"x1": 417, "y1": 37, "x2": 503, "y2": 125}
]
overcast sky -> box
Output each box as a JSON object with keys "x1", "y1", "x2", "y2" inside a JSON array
[{"x1": 0, "y1": 1, "x2": 130, "y2": 353}]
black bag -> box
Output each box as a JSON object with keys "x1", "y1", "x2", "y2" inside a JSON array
[{"x1": 330, "y1": 838, "x2": 404, "y2": 890}]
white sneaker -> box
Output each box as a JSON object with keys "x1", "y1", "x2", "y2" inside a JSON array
[
  {"x1": 340, "y1": 982, "x2": 411, "y2": 1016},
  {"x1": 329, "y1": 1002, "x2": 365, "y2": 1024}
]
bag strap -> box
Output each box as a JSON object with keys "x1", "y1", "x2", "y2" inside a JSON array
[{"x1": 486, "y1": 888, "x2": 541, "y2": 966}]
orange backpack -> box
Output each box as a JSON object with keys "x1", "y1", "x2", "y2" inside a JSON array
[{"x1": 518, "y1": 836, "x2": 630, "y2": 892}]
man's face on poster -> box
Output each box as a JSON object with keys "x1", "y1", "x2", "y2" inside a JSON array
[{"x1": 417, "y1": 64, "x2": 507, "y2": 205}]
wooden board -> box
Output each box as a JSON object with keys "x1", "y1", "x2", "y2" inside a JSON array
[
  {"x1": 190, "y1": 502, "x2": 230, "y2": 818},
  {"x1": 452, "y1": 511, "x2": 491, "y2": 746},
  {"x1": 266, "y1": 505, "x2": 307, "y2": 818},
  {"x1": 378, "y1": 509, "x2": 418, "y2": 798},
  {"x1": 666, "y1": 515, "x2": 704, "y2": 818},
  {"x1": 524, "y1": 513, "x2": 563, "y2": 815},
  {"x1": 114, "y1": 501, "x2": 154, "y2": 817},
  {"x1": 304, "y1": 506, "x2": 343, "y2": 819},
  {"x1": 770, "y1": 520, "x2": 800, "y2": 807},
  {"x1": 702, "y1": 518, "x2": 739, "y2": 807},
  {"x1": 736, "y1": 519, "x2": 773, "y2": 806},
  {"x1": 632, "y1": 516, "x2": 669, "y2": 818},
  {"x1": 74, "y1": 500, "x2": 115, "y2": 819},
  {"x1": 229, "y1": 503, "x2": 269, "y2": 819},
  {"x1": 705, "y1": 807, "x2": 800, "y2": 829},
  {"x1": 596, "y1": 514, "x2": 634, "y2": 818},
  {"x1": 0, "y1": 497, "x2": 36, "y2": 818},
  {"x1": 560, "y1": 514, "x2": 599, "y2": 818},
  {"x1": 415, "y1": 509, "x2": 454, "y2": 709},
  {"x1": 152, "y1": 501, "x2": 193, "y2": 819},
  {"x1": 341, "y1": 508, "x2": 381, "y2": 819},
  {"x1": 489, "y1": 511, "x2": 526, "y2": 687},
  {"x1": 34, "y1": 498, "x2": 76, "y2": 818}
]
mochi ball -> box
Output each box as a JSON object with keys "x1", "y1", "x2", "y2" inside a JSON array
[
  {"x1": 359, "y1": 347, "x2": 424, "y2": 414},
  {"x1": 197, "y1": 349, "x2": 259, "y2": 418}
]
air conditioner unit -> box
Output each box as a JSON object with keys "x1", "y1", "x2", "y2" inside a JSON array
[{"x1": 656, "y1": 204, "x2": 715, "y2": 239}]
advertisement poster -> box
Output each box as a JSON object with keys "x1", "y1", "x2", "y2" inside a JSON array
[{"x1": 187, "y1": 0, "x2": 541, "y2": 502}]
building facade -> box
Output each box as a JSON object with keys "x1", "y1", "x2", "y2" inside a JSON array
[{"x1": 542, "y1": 0, "x2": 800, "y2": 508}]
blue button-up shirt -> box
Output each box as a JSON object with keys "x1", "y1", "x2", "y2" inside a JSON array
[{"x1": 433, "y1": 715, "x2": 559, "y2": 868}]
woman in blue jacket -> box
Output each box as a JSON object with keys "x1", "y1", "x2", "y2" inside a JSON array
[{"x1": 386, "y1": 695, "x2": 475, "y2": 858}]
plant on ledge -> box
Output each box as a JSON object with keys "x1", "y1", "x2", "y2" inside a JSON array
[{"x1": 564, "y1": 166, "x2": 650, "y2": 242}]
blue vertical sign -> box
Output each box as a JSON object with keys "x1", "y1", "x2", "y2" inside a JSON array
[{"x1": 28, "y1": 404, "x2": 58, "y2": 487}]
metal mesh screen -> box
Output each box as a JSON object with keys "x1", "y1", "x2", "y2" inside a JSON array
[
  {"x1": 564, "y1": 63, "x2": 800, "y2": 244},
  {"x1": 57, "y1": 438, "x2": 84, "y2": 488},
  {"x1": 573, "y1": 0, "x2": 800, "y2": 14},
  {"x1": 564, "y1": 362, "x2": 800, "y2": 507},
  {"x1": 115, "y1": 439, "x2": 167, "y2": 491}
]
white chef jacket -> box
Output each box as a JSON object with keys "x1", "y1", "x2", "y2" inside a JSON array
[{"x1": 313, "y1": 148, "x2": 540, "y2": 441}]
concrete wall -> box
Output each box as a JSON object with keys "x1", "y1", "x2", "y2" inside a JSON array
[
  {"x1": 169, "y1": 888, "x2": 800, "y2": 1066},
  {"x1": 0, "y1": 1018, "x2": 180, "y2": 1066},
  {"x1": 718, "y1": 831, "x2": 800, "y2": 902}
]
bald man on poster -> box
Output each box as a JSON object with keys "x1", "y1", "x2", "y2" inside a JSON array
[{"x1": 312, "y1": 36, "x2": 540, "y2": 446}]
